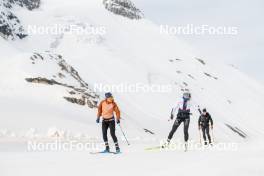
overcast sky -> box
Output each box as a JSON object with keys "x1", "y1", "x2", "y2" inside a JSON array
[{"x1": 133, "y1": 0, "x2": 264, "y2": 84}]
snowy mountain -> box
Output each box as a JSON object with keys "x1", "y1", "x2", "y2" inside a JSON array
[
  {"x1": 0, "y1": 0, "x2": 40, "y2": 39},
  {"x1": 103, "y1": 0, "x2": 144, "y2": 19},
  {"x1": 1, "y1": 0, "x2": 264, "y2": 176}
]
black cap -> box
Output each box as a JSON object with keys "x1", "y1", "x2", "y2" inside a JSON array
[{"x1": 105, "y1": 92, "x2": 113, "y2": 98}]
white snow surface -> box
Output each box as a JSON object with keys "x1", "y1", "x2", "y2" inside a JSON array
[{"x1": 0, "y1": 0, "x2": 264, "y2": 176}]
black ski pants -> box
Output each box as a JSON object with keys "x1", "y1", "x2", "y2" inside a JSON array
[
  {"x1": 168, "y1": 118, "x2": 190, "y2": 142},
  {"x1": 201, "y1": 125, "x2": 211, "y2": 143},
  {"x1": 102, "y1": 119, "x2": 118, "y2": 144}
]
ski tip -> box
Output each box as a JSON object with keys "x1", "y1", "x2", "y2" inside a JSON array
[
  {"x1": 113, "y1": 152, "x2": 122, "y2": 154},
  {"x1": 90, "y1": 150, "x2": 122, "y2": 155},
  {"x1": 144, "y1": 146, "x2": 163, "y2": 151}
]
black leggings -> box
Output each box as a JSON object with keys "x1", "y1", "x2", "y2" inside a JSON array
[
  {"x1": 102, "y1": 119, "x2": 118, "y2": 143},
  {"x1": 168, "y1": 118, "x2": 190, "y2": 142},
  {"x1": 201, "y1": 126, "x2": 211, "y2": 143}
]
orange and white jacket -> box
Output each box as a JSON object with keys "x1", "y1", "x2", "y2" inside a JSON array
[{"x1": 97, "y1": 100, "x2": 121, "y2": 120}]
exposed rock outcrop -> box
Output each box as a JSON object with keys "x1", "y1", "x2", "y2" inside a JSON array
[
  {"x1": 103, "y1": 0, "x2": 143, "y2": 20},
  {"x1": 25, "y1": 52, "x2": 99, "y2": 108},
  {"x1": 0, "y1": 5, "x2": 27, "y2": 39},
  {"x1": 0, "y1": 0, "x2": 40, "y2": 40},
  {"x1": 7, "y1": 0, "x2": 40, "y2": 10},
  {"x1": 225, "y1": 123, "x2": 247, "y2": 138}
]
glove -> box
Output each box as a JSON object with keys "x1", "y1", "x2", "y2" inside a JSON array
[
  {"x1": 96, "y1": 118, "x2": 100, "y2": 123},
  {"x1": 116, "y1": 119, "x2": 120, "y2": 124}
]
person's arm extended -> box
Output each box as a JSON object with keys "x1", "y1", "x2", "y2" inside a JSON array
[
  {"x1": 114, "y1": 103, "x2": 121, "y2": 120},
  {"x1": 209, "y1": 113, "x2": 213, "y2": 127},
  {"x1": 170, "y1": 103, "x2": 180, "y2": 120},
  {"x1": 170, "y1": 108, "x2": 174, "y2": 120},
  {"x1": 97, "y1": 101, "x2": 103, "y2": 118},
  {"x1": 198, "y1": 116, "x2": 201, "y2": 127}
]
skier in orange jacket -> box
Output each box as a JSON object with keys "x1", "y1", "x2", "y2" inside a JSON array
[{"x1": 96, "y1": 92, "x2": 121, "y2": 153}]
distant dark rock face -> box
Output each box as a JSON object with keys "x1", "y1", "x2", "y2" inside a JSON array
[
  {"x1": 0, "y1": 0, "x2": 40, "y2": 40},
  {"x1": 0, "y1": 9, "x2": 27, "y2": 39},
  {"x1": 25, "y1": 52, "x2": 99, "y2": 108},
  {"x1": 195, "y1": 58, "x2": 206, "y2": 65},
  {"x1": 225, "y1": 123, "x2": 247, "y2": 138},
  {"x1": 3, "y1": 0, "x2": 40, "y2": 10},
  {"x1": 103, "y1": 0, "x2": 143, "y2": 20},
  {"x1": 7, "y1": 0, "x2": 40, "y2": 10},
  {"x1": 64, "y1": 97, "x2": 86, "y2": 106}
]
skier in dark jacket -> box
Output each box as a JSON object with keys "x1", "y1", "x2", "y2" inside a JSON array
[
  {"x1": 96, "y1": 92, "x2": 121, "y2": 153},
  {"x1": 198, "y1": 108, "x2": 213, "y2": 145},
  {"x1": 163, "y1": 92, "x2": 192, "y2": 149}
]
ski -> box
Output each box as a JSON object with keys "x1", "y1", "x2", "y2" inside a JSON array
[
  {"x1": 90, "y1": 150, "x2": 122, "y2": 155},
  {"x1": 90, "y1": 151, "x2": 116, "y2": 155},
  {"x1": 144, "y1": 146, "x2": 163, "y2": 151},
  {"x1": 113, "y1": 151, "x2": 122, "y2": 155},
  {"x1": 145, "y1": 143, "x2": 171, "y2": 151}
]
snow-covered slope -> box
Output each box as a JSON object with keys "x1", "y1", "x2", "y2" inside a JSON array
[
  {"x1": 0, "y1": 0, "x2": 264, "y2": 159},
  {"x1": 1, "y1": 0, "x2": 264, "y2": 175}
]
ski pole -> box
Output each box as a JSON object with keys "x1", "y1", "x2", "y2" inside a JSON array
[
  {"x1": 210, "y1": 126, "x2": 215, "y2": 143},
  {"x1": 118, "y1": 124, "x2": 130, "y2": 146},
  {"x1": 199, "y1": 129, "x2": 202, "y2": 145}
]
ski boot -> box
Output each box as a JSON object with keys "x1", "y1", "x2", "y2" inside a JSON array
[
  {"x1": 184, "y1": 142, "x2": 188, "y2": 152},
  {"x1": 115, "y1": 143, "x2": 121, "y2": 154},
  {"x1": 209, "y1": 140, "x2": 213, "y2": 146},
  {"x1": 162, "y1": 139, "x2": 170, "y2": 149},
  {"x1": 102, "y1": 142, "x2": 110, "y2": 153}
]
